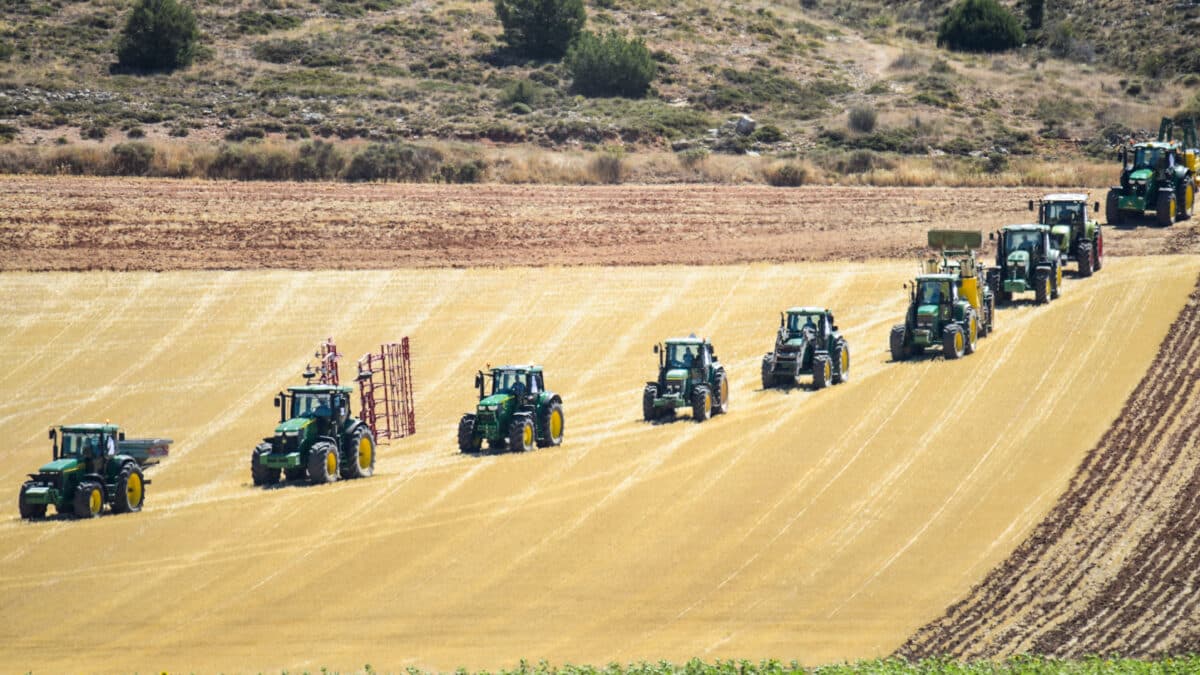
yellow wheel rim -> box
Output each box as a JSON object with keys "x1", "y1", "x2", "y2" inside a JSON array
[
  {"x1": 358, "y1": 437, "x2": 372, "y2": 469},
  {"x1": 126, "y1": 472, "x2": 142, "y2": 507},
  {"x1": 550, "y1": 409, "x2": 563, "y2": 438},
  {"x1": 326, "y1": 451, "x2": 336, "y2": 476},
  {"x1": 704, "y1": 392, "x2": 712, "y2": 416},
  {"x1": 720, "y1": 378, "x2": 728, "y2": 402},
  {"x1": 89, "y1": 487, "x2": 102, "y2": 515},
  {"x1": 523, "y1": 423, "x2": 533, "y2": 447},
  {"x1": 841, "y1": 350, "x2": 848, "y2": 372},
  {"x1": 971, "y1": 318, "x2": 977, "y2": 343},
  {"x1": 824, "y1": 361, "x2": 831, "y2": 381},
  {"x1": 1057, "y1": 267, "x2": 1062, "y2": 287},
  {"x1": 954, "y1": 331, "x2": 963, "y2": 353},
  {"x1": 1171, "y1": 200, "x2": 1176, "y2": 218}
]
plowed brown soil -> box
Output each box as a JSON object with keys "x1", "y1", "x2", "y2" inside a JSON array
[
  {"x1": 3, "y1": 177, "x2": 1198, "y2": 271},
  {"x1": 898, "y1": 274, "x2": 1200, "y2": 660}
]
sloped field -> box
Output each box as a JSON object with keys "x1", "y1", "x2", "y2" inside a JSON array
[{"x1": 0, "y1": 259, "x2": 1196, "y2": 672}]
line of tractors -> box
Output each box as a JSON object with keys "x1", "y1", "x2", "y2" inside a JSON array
[{"x1": 16, "y1": 119, "x2": 1199, "y2": 521}]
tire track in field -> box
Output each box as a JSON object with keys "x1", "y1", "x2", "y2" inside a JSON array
[{"x1": 897, "y1": 273, "x2": 1200, "y2": 659}]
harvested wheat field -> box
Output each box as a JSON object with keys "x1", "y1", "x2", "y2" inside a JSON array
[{"x1": 1, "y1": 257, "x2": 1198, "y2": 672}]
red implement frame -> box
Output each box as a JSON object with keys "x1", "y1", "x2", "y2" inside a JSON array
[
  {"x1": 357, "y1": 337, "x2": 416, "y2": 442},
  {"x1": 314, "y1": 338, "x2": 341, "y2": 385}
]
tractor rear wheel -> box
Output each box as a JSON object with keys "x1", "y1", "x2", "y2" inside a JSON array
[
  {"x1": 813, "y1": 354, "x2": 831, "y2": 389},
  {"x1": 964, "y1": 312, "x2": 979, "y2": 355},
  {"x1": 1106, "y1": 189, "x2": 1122, "y2": 225},
  {"x1": 761, "y1": 356, "x2": 774, "y2": 390},
  {"x1": 73, "y1": 481, "x2": 103, "y2": 518},
  {"x1": 341, "y1": 427, "x2": 375, "y2": 479},
  {"x1": 251, "y1": 443, "x2": 279, "y2": 486},
  {"x1": 833, "y1": 342, "x2": 850, "y2": 384},
  {"x1": 112, "y1": 463, "x2": 145, "y2": 514},
  {"x1": 642, "y1": 385, "x2": 658, "y2": 422},
  {"x1": 538, "y1": 401, "x2": 565, "y2": 447},
  {"x1": 712, "y1": 370, "x2": 729, "y2": 414},
  {"x1": 1078, "y1": 242, "x2": 1094, "y2": 278},
  {"x1": 18, "y1": 483, "x2": 45, "y2": 519},
  {"x1": 1051, "y1": 263, "x2": 1062, "y2": 299},
  {"x1": 1178, "y1": 183, "x2": 1193, "y2": 221},
  {"x1": 458, "y1": 414, "x2": 481, "y2": 453},
  {"x1": 691, "y1": 386, "x2": 712, "y2": 422},
  {"x1": 1035, "y1": 268, "x2": 1050, "y2": 305},
  {"x1": 509, "y1": 416, "x2": 535, "y2": 453},
  {"x1": 942, "y1": 324, "x2": 965, "y2": 360},
  {"x1": 307, "y1": 441, "x2": 339, "y2": 484},
  {"x1": 1157, "y1": 191, "x2": 1176, "y2": 227},
  {"x1": 889, "y1": 325, "x2": 909, "y2": 362}
]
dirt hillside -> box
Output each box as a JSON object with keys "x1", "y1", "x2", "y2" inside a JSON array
[{"x1": 1, "y1": 258, "x2": 1196, "y2": 672}]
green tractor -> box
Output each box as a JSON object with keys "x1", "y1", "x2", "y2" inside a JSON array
[
  {"x1": 643, "y1": 336, "x2": 729, "y2": 422},
  {"x1": 1106, "y1": 117, "x2": 1198, "y2": 226},
  {"x1": 890, "y1": 274, "x2": 983, "y2": 361},
  {"x1": 252, "y1": 384, "x2": 377, "y2": 486},
  {"x1": 986, "y1": 224, "x2": 1063, "y2": 305},
  {"x1": 19, "y1": 424, "x2": 171, "y2": 519},
  {"x1": 458, "y1": 365, "x2": 564, "y2": 453},
  {"x1": 1029, "y1": 193, "x2": 1104, "y2": 277},
  {"x1": 761, "y1": 308, "x2": 850, "y2": 389}
]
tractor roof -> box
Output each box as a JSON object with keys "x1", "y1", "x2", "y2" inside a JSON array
[
  {"x1": 492, "y1": 365, "x2": 542, "y2": 373},
  {"x1": 60, "y1": 423, "x2": 119, "y2": 433},
  {"x1": 287, "y1": 384, "x2": 354, "y2": 394},
  {"x1": 665, "y1": 337, "x2": 705, "y2": 346},
  {"x1": 1134, "y1": 141, "x2": 1177, "y2": 150},
  {"x1": 916, "y1": 273, "x2": 957, "y2": 282},
  {"x1": 1001, "y1": 223, "x2": 1049, "y2": 232},
  {"x1": 786, "y1": 307, "x2": 827, "y2": 316},
  {"x1": 1043, "y1": 193, "x2": 1088, "y2": 202}
]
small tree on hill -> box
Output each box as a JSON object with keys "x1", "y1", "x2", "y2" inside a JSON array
[
  {"x1": 565, "y1": 31, "x2": 655, "y2": 98},
  {"x1": 938, "y1": 0, "x2": 1025, "y2": 53},
  {"x1": 1025, "y1": 0, "x2": 1044, "y2": 31},
  {"x1": 116, "y1": 0, "x2": 200, "y2": 72},
  {"x1": 494, "y1": 0, "x2": 586, "y2": 59}
]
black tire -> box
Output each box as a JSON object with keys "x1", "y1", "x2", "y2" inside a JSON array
[
  {"x1": 307, "y1": 441, "x2": 339, "y2": 485},
  {"x1": 1050, "y1": 263, "x2": 1062, "y2": 299},
  {"x1": 458, "y1": 414, "x2": 481, "y2": 453},
  {"x1": 1106, "y1": 189, "x2": 1122, "y2": 226},
  {"x1": 538, "y1": 400, "x2": 564, "y2": 447},
  {"x1": 508, "y1": 416, "x2": 535, "y2": 453},
  {"x1": 73, "y1": 481, "x2": 104, "y2": 518},
  {"x1": 251, "y1": 443, "x2": 280, "y2": 486},
  {"x1": 1156, "y1": 191, "x2": 1175, "y2": 227},
  {"x1": 712, "y1": 370, "x2": 729, "y2": 414},
  {"x1": 642, "y1": 385, "x2": 658, "y2": 422},
  {"x1": 1078, "y1": 242, "x2": 1094, "y2": 278},
  {"x1": 1095, "y1": 232, "x2": 1104, "y2": 270},
  {"x1": 18, "y1": 483, "x2": 46, "y2": 519},
  {"x1": 833, "y1": 341, "x2": 850, "y2": 384},
  {"x1": 963, "y1": 311, "x2": 979, "y2": 356},
  {"x1": 942, "y1": 324, "x2": 964, "y2": 360},
  {"x1": 889, "y1": 324, "x2": 909, "y2": 362},
  {"x1": 761, "y1": 356, "x2": 774, "y2": 390},
  {"x1": 691, "y1": 385, "x2": 712, "y2": 422},
  {"x1": 1034, "y1": 268, "x2": 1050, "y2": 305},
  {"x1": 112, "y1": 463, "x2": 145, "y2": 514},
  {"x1": 812, "y1": 354, "x2": 830, "y2": 389},
  {"x1": 985, "y1": 268, "x2": 1002, "y2": 301},
  {"x1": 979, "y1": 294, "x2": 993, "y2": 338},
  {"x1": 341, "y1": 426, "x2": 375, "y2": 479}
]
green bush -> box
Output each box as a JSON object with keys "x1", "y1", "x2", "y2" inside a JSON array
[
  {"x1": 115, "y1": 0, "x2": 201, "y2": 71},
  {"x1": 752, "y1": 124, "x2": 785, "y2": 144},
  {"x1": 344, "y1": 143, "x2": 443, "y2": 182},
  {"x1": 110, "y1": 142, "x2": 155, "y2": 175},
  {"x1": 234, "y1": 10, "x2": 301, "y2": 35},
  {"x1": 294, "y1": 140, "x2": 345, "y2": 180},
  {"x1": 937, "y1": 0, "x2": 1024, "y2": 53},
  {"x1": 764, "y1": 162, "x2": 808, "y2": 186},
  {"x1": 848, "y1": 105, "x2": 877, "y2": 133},
  {"x1": 565, "y1": 31, "x2": 656, "y2": 98},
  {"x1": 493, "y1": 0, "x2": 586, "y2": 58}
]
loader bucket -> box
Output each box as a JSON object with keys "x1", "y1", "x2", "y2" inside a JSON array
[{"x1": 928, "y1": 230, "x2": 983, "y2": 250}]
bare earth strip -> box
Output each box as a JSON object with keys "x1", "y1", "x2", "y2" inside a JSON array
[
  {"x1": 898, "y1": 274, "x2": 1200, "y2": 659},
  {"x1": 0, "y1": 259, "x2": 1197, "y2": 672},
  {"x1": 3, "y1": 177, "x2": 1200, "y2": 271}
]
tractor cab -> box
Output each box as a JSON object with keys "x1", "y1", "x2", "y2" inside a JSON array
[
  {"x1": 645, "y1": 336, "x2": 727, "y2": 422},
  {"x1": 1030, "y1": 194, "x2": 1103, "y2": 271},
  {"x1": 270, "y1": 384, "x2": 356, "y2": 456},
  {"x1": 660, "y1": 338, "x2": 713, "y2": 383},
  {"x1": 481, "y1": 366, "x2": 544, "y2": 401},
  {"x1": 996, "y1": 224, "x2": 1053, "y2": 270},
  {"x1": 915, "y1": 274, "x2": 956, "y2": 315},
  {"x1": 50, "y1": 423, "x2": 124, "y2": 474},
  {"x1": 780, "y1": 307, "x2": 834, "y2": 350},
  {"x1": 460, "y1": 365, "x2": 564, "y2": 453},
  {"x1": 990, "y1": 224, "x2": 1062, "y2": 303}
]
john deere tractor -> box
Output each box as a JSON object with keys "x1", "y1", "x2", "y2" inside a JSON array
[
  {"x1": 926, "y1": 229, "x2": 996, "y2": 337},
  {"x1": 890, "y1": 274, "x2": 983, "y2": 361},
  {"x1": 458, "y1": 365, "x2": 564, "y2": 453},
  {"x1": 986, "y1": 224, "x2": 1063, "y2": 305},
  {"x1": 1029, "y1": 193, "x2": 1104, "y2": 277},
  {"x1": 1106, "y1": 117, "x2": 1198, "y2": 226},
  {"x1": 761, "y1": 308, "x2": 850, "y2": 389},
  {"x1": 18, "y1": 424, "x2": 171, "y2": 519},
  {"x1": 251, "y1": 384, "x2": 376, "y2": 486},
  {"x1": 643, "y1": 336, "x2": 728, "y2": 422}
]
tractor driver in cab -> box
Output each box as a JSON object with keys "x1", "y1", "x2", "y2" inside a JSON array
[
  {"x1": 682, "y1": 346, "x2": 696, "y2": 368},
  {"x1": 921, "y1": 281, "x2": 944, "y2": 305}
]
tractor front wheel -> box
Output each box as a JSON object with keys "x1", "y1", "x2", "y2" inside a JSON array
[
  {"x1": 833, "y1": 341, "x2": 850, "y2": 384},
  {"x1": 642, "y1": 385, "x2": 659, "y2": 422},
  {"x1": 889, "y1": 325, "x2": 909, "y2": 362},
  {"x1": 1106, "y1": 189, "x2": 1122, "y2": 226},
  {"x1": 942, "y1": 324, "x2": 965, "y2": 360},
  {"x1": 112, "y1": 463, "x2": 145, "y2": 514},
  {"x1": 691, "y1": 386, "x2": 712, "y2": 422},
  {"x1": 1035, "y1": 268, "x2": 1051, "y2": 305},
  {"x1": 251, "y1": 443, "x2": 279, "y2": 486},
  {"x1": 813, "y1": 354, "x2": 831, "y2": 389},
  {"x1": 761, "y1": 356, "x2": 774, "y2": 390},
  {"x1": 458, "y1": 414, "x2": 481, "y2": 453},
  {"x1": 307, "y1": 441, "x2": 340, "y2": 485},
  {"x1": 712, "y1": 370, "x2": 729, "y2": 415},
  {"x1": 18, "y1": 483, "x2": 45, "y2": 520},
  {"x1": 341, "y1": 427, "x2": 375, "y2": 479},
  {"x1": 1157, "y1": 191, "x2": 1176, "y2": 227},
  {"x1": 73, "y1": 481, "x2": 103, "y2": 518},
  {"x1": 1078, "y1": 242, "x2": 1094, "y2": 278},
  {"x1": 963, "y1": 312, "x2": 979, "y2": 356},
  {"x1": 1178, "y1": 182, "x2": 1193, "y2": 221},
  {"x1": 538, "y1": 401, "x2": 565, "y2": 448},
  {"x1": 509, "y1": 416, "x2": 535, "y2": 453}
]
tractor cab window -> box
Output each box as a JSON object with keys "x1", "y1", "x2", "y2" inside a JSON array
[
  {"x1": 1005, "y1": 231, "x2": 1041, "y2": 254},
  {"x1": 918, "y1": 281, "x2": 949, "y2": 305},
  {"x1": 58, "y1": 432, "x2": 88, "y2": 457},
  {"x1": 1133, "y1": 147, "x2": 1162, "y2": 170},
  {"x1": 787, "y1": 312, "x2": 823, "y2": 334},
  {"x1": 666, "y1": 344, "x2": 700, "y2": 369},
  {"x1": 1045, "y1": 203, "x2": 1084, "y2": 226},
  {"x1": 492, "y1": 370, "x2": 527, "y2": 397},
  {"x1": 293, "y1": 393, "x2": 332, "y2": 417},
  {"x1": 530, "y1": 372, "x2": 544, "y2": 395}
]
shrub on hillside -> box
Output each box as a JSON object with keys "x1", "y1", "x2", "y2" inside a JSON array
[
  {"x1": 565, "y1": 31, "x2": 655, "y2": 98},
  {"x1": 763, "y1": 162, "x2": 809, "y2": 187},
  {"x1": 493, "y1": 0, "x2": 585, "y2": 58},
  {"x1": 110, "y1": 142, "x2": 155, "y2": 175},
  {"x1": 937, "y1": 0, "x2": 1024, "y2": 53},
  {"x1": 589, "y1": 146, "x2": 625, "y2": 184},
  {"x1": 116, "y1": 0, "x2": 200, "y2": 71},
  {"x1": 848, "y1": 105, "x2": 877, "y2": 133},
  {"x1": 344, "y1": 143, "x2": 443, "y2": 182}
]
